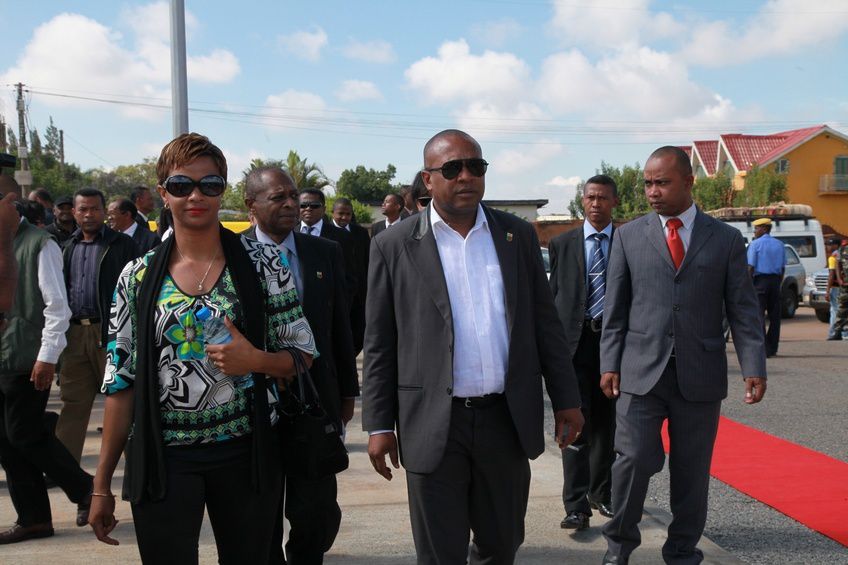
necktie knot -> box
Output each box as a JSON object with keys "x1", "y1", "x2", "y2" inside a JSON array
[
  {"x1": 591, "y1": 233, "x2": 607, "y2": 243},
  {"x1": 665, "y1": 217, "x2": 685, "y2": 269},
  {"x1": 667, "y1": 217, "x2": 683, "y2": 230}
]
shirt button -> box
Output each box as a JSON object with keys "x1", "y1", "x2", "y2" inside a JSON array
[
  {"x1": 668, "y1": 332, "x2": 674, "y2": 338},
  {"x1": 673, "y1": 305, "x2": 680, "y2": 311},
  {"x1": 446, "y1": 387, "x2": 452, "y2": 395}
]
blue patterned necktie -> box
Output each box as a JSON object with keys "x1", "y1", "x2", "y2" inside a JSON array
[{"x1": 586, "y1": 233, "x2": 607, "y2": 320}]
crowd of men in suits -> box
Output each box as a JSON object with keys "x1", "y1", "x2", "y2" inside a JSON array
[{"x1": 0, "y1": 129, "x2": 771, "y2": 564}]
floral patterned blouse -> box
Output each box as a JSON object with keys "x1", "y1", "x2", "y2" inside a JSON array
[{"x1": 102, "y1": 236, "x2": 315, "y2": 446}]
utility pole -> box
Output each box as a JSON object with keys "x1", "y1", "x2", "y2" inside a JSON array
[
  {"x1": 59, "y1": 129, "x2": 65, "y2": 170},
  {"x1": 170, "y1": 0, "x2": 189, "y2": 137},
  {"x1": 0, "y1": 114, "x2": 7, "y2": 153},
  {"x1": 15, "y1": 83, "x2": 32, "y2": 196}
]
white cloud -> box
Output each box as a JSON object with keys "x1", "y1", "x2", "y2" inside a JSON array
[
  {"x1": 547, "y1": 175, "x2": 581, "y2": 187},
  {"x1": 336, "y1": 80, "x2": 384, "y2": 102},
  {"x1": 0, "y1": 5, "x2": 239, "y2": 121},
  {"x1": 263, "y1": 89, "x2": 327, "y2": 129},
  {"x1": 682, "y1": 0, "x2": 848, "y2": 67},
  {"x1": 222, "y1": 148, "x2": 267, "y2": 183},
  {"x1": 549, "y1": 0, "x2": 681, "y2": 49},
  {"x1": 405, "y1": 39, "x2": 531, "y2": 105},
  {"x1": 470, "y1": 19, "x2": 524, "y2": 47},
  {"x1": 492, "y1": 141, "x2": 564, "y2": 175},
  {"x1": 342, "y1": 39, "x2": 396, "y2": 63},
  {"x1": 277, "y1": 27, "x2": 328, "y2": 62}
]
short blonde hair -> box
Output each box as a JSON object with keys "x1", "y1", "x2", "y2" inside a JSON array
[{"x1": 156, "y1": 133, "x2": 227, "y2": 184}]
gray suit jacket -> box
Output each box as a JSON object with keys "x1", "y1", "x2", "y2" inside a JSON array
[
  {"x1": 362, "y1": 205, "x2": 580, "y2": 474},
  {"x1": 549, "y1": 225, "x2": 613, "y2": 358},
  {"x1": 600, "y1": 209, "x2": 766, "y2": 402}
]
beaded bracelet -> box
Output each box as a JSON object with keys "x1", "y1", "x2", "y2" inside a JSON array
[{"x1": 91, "y1": 492, "x2": 115, "y2": 498}]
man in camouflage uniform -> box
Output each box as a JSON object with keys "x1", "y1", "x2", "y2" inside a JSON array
[{"x1": 830, "y1": 241, "x2": 848, "y2": 340}]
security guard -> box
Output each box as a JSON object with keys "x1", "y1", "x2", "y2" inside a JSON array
[{"x1": 747, "y1": 218, "x2": 786, "y2": 357}]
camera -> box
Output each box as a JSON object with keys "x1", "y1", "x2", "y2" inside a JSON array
[{"x1": 0, "y1": 153, "x2": 16, "y2": 169}]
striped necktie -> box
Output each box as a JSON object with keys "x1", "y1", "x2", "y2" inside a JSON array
[{"x1": 586, "y1": 233, "x2": 607, "y2": 320}]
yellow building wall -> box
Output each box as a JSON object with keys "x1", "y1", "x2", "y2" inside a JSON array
[{"x1": 779, "y1": 132, "x2": 848, "y2": 235}]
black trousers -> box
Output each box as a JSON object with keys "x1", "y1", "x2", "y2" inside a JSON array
[
  {"x1": 561, "y1": 326, "x2": 615, "y2": 515},
  {"x1": 268, "y1": 472, "x2": 342, "y2": 565},
  {"x1": 603, "y1": 362, "x2": 721, "y2": 564},
  {"x1": 753, "y1": 274, "x2": 782, "y2": 356},
  {"x1": 0, "y1": 373, "x2": 92, "y2": 526},
  {"x1": 131, "y1": 437, "x2": 281, "y2": 565},
  {"x1": 406, "y1": 396, "x2": 530, "y2": 565}
]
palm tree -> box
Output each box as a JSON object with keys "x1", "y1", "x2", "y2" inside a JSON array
[{"x1": 284, "y1": 150, "x2": 330, "y2": 191}]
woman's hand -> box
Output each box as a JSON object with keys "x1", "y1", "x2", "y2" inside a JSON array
[
  {"x1": 89, "y1": 495, "x2": 120, "y2": 545},
  {"x1": 205, "y1": 317, "x2": 260, "y2": 376}
]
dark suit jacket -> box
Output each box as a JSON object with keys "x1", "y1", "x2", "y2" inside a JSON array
[
  {"x1": 135, "y1": 214, "x2": 151, "y2": 231},
  {"x1": 346, "y1": 222, "x2": 371, "y2": 353},
  {"x1": 132, "y1": 226, "x2": 161, "y2": 254},
  {"x1": 600, "y1": 209, "x2": 766, "y2": 401},
  {"x1": 370, "y1": 218, "x2": 401, "y2": 238},
  {"x1": 242, "y1": 226, "x2": 359, "y2": 421},
  {"x1": 311, "y1": 219, "x2": 358, "y2": 303},
  {"x1": 362, "y1": 205, "x2": 581, "y2": 474},
  {"x1": 549, "y1": 224, "x2": 613, "y2": 358}
]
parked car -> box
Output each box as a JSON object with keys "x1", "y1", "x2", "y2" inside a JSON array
[
  {"x1": 540, "y1": 247, "x2": 550, "y2": 279},
  {"x1": 781, "y1": 245, "x2": 805, "y2": 318},
  {"x1": 808, "y1": 268, "x2": 831, "y2": 323}
]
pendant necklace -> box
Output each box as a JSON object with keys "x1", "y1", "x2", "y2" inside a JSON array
[{"x1": 176, "y1": 245, "x2": 219, "y2": 292}]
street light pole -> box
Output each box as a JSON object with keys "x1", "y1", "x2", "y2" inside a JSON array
[{"x1": 170, "y1": 0, "x2": 189, "y2": 137}]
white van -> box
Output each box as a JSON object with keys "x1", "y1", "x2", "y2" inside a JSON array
[{"x1": 709, "y1": 209, "x2": 826, "y2": 302}]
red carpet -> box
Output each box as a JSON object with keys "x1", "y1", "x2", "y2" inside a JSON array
[{"x1": 661, "y1": 416, "x2": 848, "y2": 547}]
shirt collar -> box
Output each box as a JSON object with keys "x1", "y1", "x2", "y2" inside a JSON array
[
  {"x1": 123, "y1": 222, "x2": 138, "y2": 238},
  {"x1": 73, "y1": 225, "x2": 105, "y2": 242},
  {"x1": 582, "y1": 220, "x2": 613, "y2": 240},
  {"x1": 332, "y1": 219, "x2": 351, "y2": 231},
  {"x1": 659, "y1": 202, "x2": 697, "y2": 230},
  {"x1": 430, "y1": 203, "x2": 488, "y2": 236},
  {"x1": 254, "y1": 224, "x2": 294, "y2": 253},
  {"x1": 301, "y1": 218, "x2": 323, "y2": 234}
]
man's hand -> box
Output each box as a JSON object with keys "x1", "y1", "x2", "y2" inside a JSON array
[
  {"x1": 554, "y1": 408, "x2": 584, "y2": 448},
  {"x1": 600, "y1": 371, "x2": 620, "y2": 399},
  {"x1": 744, "y1": 377, "x2": 766, "y2": 404},
  {"x1": 340, "y1": 397, "x2": 355, "y2": 425},
  {"x1": 30, "y1": 361, "x2": 55, "y2": 391},
  {"x1": 367, "y1": 432, "x2": 400, "y2": 481},
  {"x1": 89, "y1": 494, "x2": 120, "y2": 545},
  {"x1": 205, "y1": 317, "x2": 259, "y2": 376}
]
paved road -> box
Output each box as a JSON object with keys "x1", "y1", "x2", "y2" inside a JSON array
[{"x1": 1, "y1": 307, "x2": 845, "y2": 563}]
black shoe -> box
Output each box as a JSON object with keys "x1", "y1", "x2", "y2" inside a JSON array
[
  {"x1": 589, "y1": 500, "x2": 614, "y2": 518},
  {"x1": 826, "y1": 335, "x2": 842, "y2": 341},
  {"x1": 602, "y1": 550, "x2": 628, "y2": 564},
  {"x1": 76, "y1": 493, "x2": 92, "y2": 527},
  {"x1": 0, "y1": 522, "x2": 54, "y2": 544},
  {"x1": 560, "y1": 511, "x2": 589, "y2": 530}
]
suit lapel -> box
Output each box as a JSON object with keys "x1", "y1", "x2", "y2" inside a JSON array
[
  {"x1": 486, "y1": 207, "x2": 518, "y2": 338},
  {"x1": 293, "y1": 234, "x2": 313, "y2": 306},
  {"x1": 405, "y1": 209, "x2": 453, "y2": 329},
  {"x1": 678, "y1": 210, "x2": 714, "y2": 275},
  {"x1": 645, "y1": 213, "x2": 677, "y2": 272},
  {"x1": 570, "y1": 227, "x2": 586, "y2": 294}
]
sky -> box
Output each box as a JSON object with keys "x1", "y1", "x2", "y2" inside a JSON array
[{"x1": 2, "y1": 0, "x2": 848, "y2": 213}]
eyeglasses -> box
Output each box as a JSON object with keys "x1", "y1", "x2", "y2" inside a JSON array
[
  {"x1": 424, "y1": 158, "x2": 488, "y2": 180},
  {"x1": 417, "y1": 196, "x2": 432, "y2": 207},
  {"x1": 163, "y1": 175, "x2": 227, "y2": 197},
  {"x1": 299, "y1": 202, "x2": 324, "y2": 210}
]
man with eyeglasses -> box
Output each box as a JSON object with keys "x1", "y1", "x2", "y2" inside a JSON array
[
  {"x1": 57, "y1": 189, "x2": 139, "y2": 466},
  {"x1": 363, "y1": 129, "x2": 584, "y2": 564},
  {"x1": 370, "y1": 193, "x2": 404, "y2": 237},
  {"x1": 299, "y1": 189, "x2": 358, "y2": 304}
]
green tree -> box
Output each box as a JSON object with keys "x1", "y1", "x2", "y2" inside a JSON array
[
  {"x1": 733, "y1": 165, "x2": 788, "y2": 207},
  {"x1": 284, "y1": 150, "x2": 330, "y2": 191},
  {"x1": 88, "y1": 157, "x2": 158, "y2": 199},
  {"x1": 336, "y1": 163, "x2": 398, "y2": 202},
  {"x1": 44, "y1": 117, "x2": 61, "y2": 159},
  {"x1": 572, "y1": 162, "x2": 648, "y2": 220},
  {"x1": 692, "y1": 172, "x2": 734, "y2": 211},
  {"x1": 567, "y1": 181, "x2": 585, "y2": 219}
]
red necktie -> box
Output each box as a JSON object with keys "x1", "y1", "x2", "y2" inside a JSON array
[{"x1": 666, "y1": 217, "x2": 685, "y2": 269}]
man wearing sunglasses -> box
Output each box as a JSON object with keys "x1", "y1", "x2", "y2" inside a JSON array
[
  {"x1": 363, "y1": 129, "x2": 584, "y2": 564},
  {"x1": 299, "y1": 189, "x2": 358, "y2": 304}
]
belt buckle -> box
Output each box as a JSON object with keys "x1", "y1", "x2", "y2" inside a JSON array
[
  {"x1": 590, "y1": 318, "x2": 602, "y2": 332},
  {"x1": 80, "y1": 318, "x2": 92, "y2": 326},
  {"x1": 464, "y1": 398, "x2": 472, "y2": 408}
]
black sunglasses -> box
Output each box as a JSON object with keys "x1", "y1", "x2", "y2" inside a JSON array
[
  {"x1": 417, "y1": 196, "x2": 432, "y2": 206},
  {"x1": 299, "y1": 202, "x2": 323, "y2": 210},
  {"x1": 424, "y1": 158, "x2": 488, "y2": 180},
  {"x1": 163, "y1": 175, "x2": 227, "y2": 197}
]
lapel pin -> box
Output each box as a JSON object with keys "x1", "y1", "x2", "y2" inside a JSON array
[
  {"x1": 316, "y1": 271, "x2": 323, "y2": 279},
  {"x1": 506, "y1": 232, "x2": 513, "y2": 242}
]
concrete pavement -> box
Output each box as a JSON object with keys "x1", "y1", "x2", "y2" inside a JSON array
[{"x1": 0, "y1": 385, "x2": 743, "y2": 564}]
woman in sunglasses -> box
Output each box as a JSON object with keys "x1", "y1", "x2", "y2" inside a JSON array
[{"x1": 88, "y1": 133, "x2": 315, "y2": 563}]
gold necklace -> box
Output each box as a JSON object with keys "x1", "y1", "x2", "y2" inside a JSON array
[{"x1": 175, "y1": 245, "x2": 219, "y2": 292}]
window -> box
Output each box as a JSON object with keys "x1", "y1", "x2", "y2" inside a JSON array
[
  {"x1": 776, "y1": 159, "x2": 790, "y2": 174},
  {"x1": 775, "y1": 236, "x2": 816, "y2": 258},
  {"x1": 784, "y1": 246, "x2": 800, "y2": 265},
  {"x1": 835, "y1": 156, "x2": 848, "y2": 175}
]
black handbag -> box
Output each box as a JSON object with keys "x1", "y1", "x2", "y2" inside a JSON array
[{"x1": 278, "y1": 349, "x2": 349, "y2": 478}]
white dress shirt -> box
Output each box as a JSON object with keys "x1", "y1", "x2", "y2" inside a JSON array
[
  {"x1": 384, "y1": 217, "x2": 400, "y2": 228},
  {"x1": 300, "y1": 218, "x2": 323, "y2": 236},
  {"x1": 332, "y1": 219, "x2": 350, "y2": 232},
  {"x1": 659, "y1": 202, "x2": 697, "y2": 251},
  {"x1": 123, "y1": 221, "x2": 138, "y2": 239},
  {"x1": 36, "y1": 239, "x2": 72, "y2": 363},
  {"x1": 431, "y1": 204, "x2": 509, "y2": 398}
]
